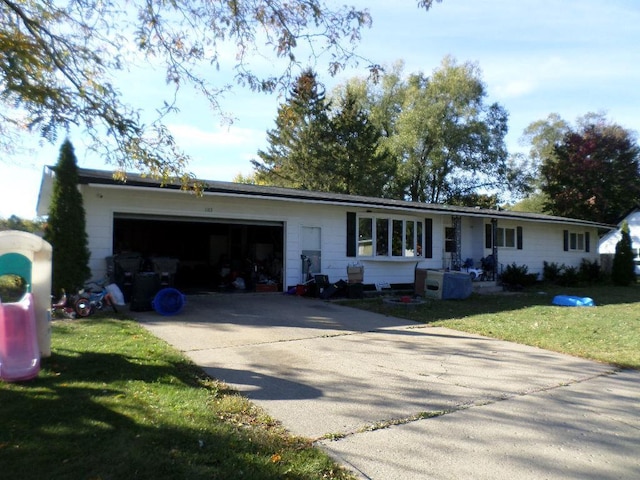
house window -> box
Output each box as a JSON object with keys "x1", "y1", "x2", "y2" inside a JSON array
[
  {"x1": 358, "y1": 218, "x2": 373, "y2": 256},
  {"x1": 357, "y1": 216, "x2": 424, "y2": 258},
  {"x1": 444, "y1": 227, "x2": 456, "y2": 253},
  {"x1": 563, "y1": 230, "x2": 590, "y2": 252},
  {"x1": 570, "y1": 232, "x2": 584, "y2": 251},
  {"x1": 487, "y1": 225, "x2": 523, "y2": 250},
  {"x1": 496, "y1": 227, "x2": 516, "y2": 248},
  {"x1": 392, "y1": 220, "x2": 403, "y2": 256},
  {"x1": 376, "y1": 218, "x2": 389, "y2": 256},
  {"x1": 405, "y1": 221, "x2": 415, "y2": 257}
]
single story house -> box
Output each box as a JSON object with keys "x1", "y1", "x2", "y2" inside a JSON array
[
  {"x1": 598, "y1": 206, "x2": 640, "y2": 274},
  {"x1": 37, "y1": 166, "x2": 613, "y2": 293},
  {"x1": 598, "y1": 206, "x2": 640, "y2": 256}
]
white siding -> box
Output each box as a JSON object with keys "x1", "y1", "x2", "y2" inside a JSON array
[
  {"x1": 490, "y1": 220, "x2": 600, "y2": 278},
  {"x1": 598, "y1": 210, "x2": 640, "y2": 256},
  {"x1": 79, "y1": 183, "x2": 604, "y2": 288}
]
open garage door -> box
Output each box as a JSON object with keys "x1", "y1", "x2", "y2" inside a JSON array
[{"x1": 112, "y1": 214, "x2": 284, "y2": 293}]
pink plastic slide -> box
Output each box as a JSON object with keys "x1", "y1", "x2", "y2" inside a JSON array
[{"x1": 0, "y1": 293, "x2": 41, "y2": 382}]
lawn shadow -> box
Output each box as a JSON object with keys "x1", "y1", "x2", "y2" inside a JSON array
[
  {"x1": 0, "y1": 342, "x2": 315, "y2": 479},
  {"x1": 202, "y1": 366, "x2": 323, "y2": 401},
  {"x1": 345, "y1": 282, "x2": 640, "y2": 324}
]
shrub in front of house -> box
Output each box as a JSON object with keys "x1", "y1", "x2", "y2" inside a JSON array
[
  {"x1": 499, "y1": 263, "x2": 538, "y2": 290},
  {"x1": 543, "y1": 259, "x2": 602, "y2": 286},
  {"x1": 578, "y1": 258, "x2": 602, "y2": 283},
  {"x1": 556, "y1": 265, "x2": 580, "y2": 286},
  {"x1": 543, "y1": 261, "x2": 563, "y2": 283}
]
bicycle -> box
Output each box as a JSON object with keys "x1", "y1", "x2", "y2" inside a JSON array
[{"x1": 75, "y1": 279, "x2": 119, "y2": 317}]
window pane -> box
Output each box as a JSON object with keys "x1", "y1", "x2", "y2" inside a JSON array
[
  {"x1": 577, "y1": 234, "x2": 584, "y2": 250},
  {"x1": 358, "y1": 218, "x2": 373, "y2": 256},
  {"x1": 496, "y1": 228, "x2": 505, "y2": 247},
  {"x1": 376, "y1": 218, "x2": 389, "y2": 256},
  {"x1": 445, "y1": 227, "x2": 456, "y2": 253},
  {"x1": 416, "y1": 221, "x2": 423, "y2": 256},
  {"x1": 570, "y1": 233, "x2": 577, "y2": 250},
  {"x1": 405, "y1": 221, "x2": 415, "y2": 257},
  {"x1": 392, "y1": 220, "x2": 403, "y2": 256},
  {"x1": 505, "y1": 228, "x2": 516, "y2": 248}
]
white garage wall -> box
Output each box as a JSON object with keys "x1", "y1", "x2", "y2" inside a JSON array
[{"x1": 80, "y1": 183, "x2": 604, "y2": 289}]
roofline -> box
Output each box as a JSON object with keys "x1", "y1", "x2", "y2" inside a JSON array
[
  {"x1": 616, "y1": 205, "x2": 640, "y2": 225},
  {"x1": 46, "y1": 166, "x2": 615, "y2": 230}
]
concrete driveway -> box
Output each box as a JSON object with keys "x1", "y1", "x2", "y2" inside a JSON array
[{"x1": 135, "y1": 293, "x2": 639, "y2": 480}]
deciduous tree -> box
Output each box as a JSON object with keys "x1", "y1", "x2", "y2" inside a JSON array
[
  {"x1": 540, "y1": 116, "x2": 640, "y2": 224},
  {"x1": 1, "y1": 0, "x2": 441, "y2": 185},
  {"x1": 381, "y1": 57, "x2": 511, "y2": 204},
  {"x1": 0, "y1": 215, "x2": 45, "y2": 233}
]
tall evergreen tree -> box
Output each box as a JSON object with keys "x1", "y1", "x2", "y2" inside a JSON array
[
  {"x1": 44, "y1": 140, "x2": 91, "y2": 295},
  {"x1": 252, "y1": 69, "x2": 334, "y2": 190},
  {"x1": 611, "y1": 221, "x2": 636, "y2": 286},
  {"x1": 329, "y1": 86, "x2": 396, "y2": 196}
]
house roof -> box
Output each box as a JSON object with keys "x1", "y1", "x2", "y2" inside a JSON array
[
  {"x1": 38, "y1": 166, "x2": 614, "y2": 229},
  {"x1": 615, "y1": 205, "x2": 640, "y2": 225}
]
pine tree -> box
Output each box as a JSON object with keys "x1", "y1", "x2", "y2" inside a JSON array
[
  {"x1": 611, "y1": 221, "x2": 636, "y2": 286},
  {"x1": 44, "y1": 140, "x2": 91, "y2": 295},
  {"x1": 330, "y1": 87, "x2": 396, "y2": 196},
  {"x1": 252, "y1": 69, "x2": 334, "y2": 190}
]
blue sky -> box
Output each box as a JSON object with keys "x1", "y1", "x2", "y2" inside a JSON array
[{"x1": 2, "y1": 0, "x2": 639, "y2": 219}]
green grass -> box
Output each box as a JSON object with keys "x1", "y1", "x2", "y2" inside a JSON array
[
  {"x1": 343, "y1": 283, "x2": 640, "y2": 369},
  {"x1": 3, "y1": 283, "x2": 637, "y2": 479},
  {"x1": 0, "y1": 317, "x2": 354, "y2": 480}
]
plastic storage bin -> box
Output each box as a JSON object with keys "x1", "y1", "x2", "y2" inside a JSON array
[{"x1": 152, "y1": 288, "x2": 186, "y2": 316}]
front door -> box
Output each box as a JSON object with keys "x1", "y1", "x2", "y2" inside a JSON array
[{"x1": 301, "y1": 226, "x2": 321, "y2": 283}]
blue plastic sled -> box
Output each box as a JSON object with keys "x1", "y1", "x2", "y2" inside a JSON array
[{"x1": 552, "y1": 295, "x2": 595, "y2": 307}]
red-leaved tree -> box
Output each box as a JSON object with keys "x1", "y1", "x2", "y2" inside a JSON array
[{"x1": 541, "y1": 121, "x2": 640, "y2": 224}]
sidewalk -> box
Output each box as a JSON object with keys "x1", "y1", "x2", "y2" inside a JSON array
[{"x1": 136, "y1": 293, "x2": 640, "y2": 479}]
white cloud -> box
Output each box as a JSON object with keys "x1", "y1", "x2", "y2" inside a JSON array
[
  {"x1": 491, "y1": 80, "x2": 536, "y2": 100},
  {"x1": 167, "y1": 123, "x2": 260, "y2": 148}
]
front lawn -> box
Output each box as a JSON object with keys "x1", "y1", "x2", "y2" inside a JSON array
[
  {"x1": 0, "y1": 318, "x2": 354, "y2": 480},
  {"x1": 344, "y1": 283, "x2": 640, "y2": 369}
]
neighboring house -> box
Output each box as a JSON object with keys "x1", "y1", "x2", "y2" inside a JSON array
[
  {"x1": 598, "y1": 206, "x2": 640, "y2": 274},
  {"x1": 37, "y1": 167, "x2": 613, "y2": 292}
]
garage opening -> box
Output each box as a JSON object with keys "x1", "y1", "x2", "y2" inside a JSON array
[{"x1": 112, "y1": 215, "x2": 284, "y2": 293}]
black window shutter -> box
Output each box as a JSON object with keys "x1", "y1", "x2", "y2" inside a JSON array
[
  {"x1": 485, "y1": 224, "x2": 492, "y2": 249},
  {"x1": 517, "y1": 226, "x2": 523, "y2": 250},
  {"x1": 585, "y1": 232, "x2": 590, "y2": 252},
  {"x1": 563, "y1": 230, "x2": 569, "y2": 251},
  {"x1": 346, "y1": 212, "x2": 356, "y2": 257},
  {"x1": 425, "y1": 218, "x2": 433, "y2": 258}
]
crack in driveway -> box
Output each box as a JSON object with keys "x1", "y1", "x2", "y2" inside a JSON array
[{"x1": 319, "y1": 368, "x2": 622, "y2": 443}]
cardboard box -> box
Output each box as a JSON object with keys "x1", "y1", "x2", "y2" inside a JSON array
[{"x1": 347, "y1": 265, "x2": 364, "y2": 284}]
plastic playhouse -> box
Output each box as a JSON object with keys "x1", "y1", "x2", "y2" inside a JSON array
[{"x1": 0, "y1": 231, "x2": 52, "y2": 382}]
